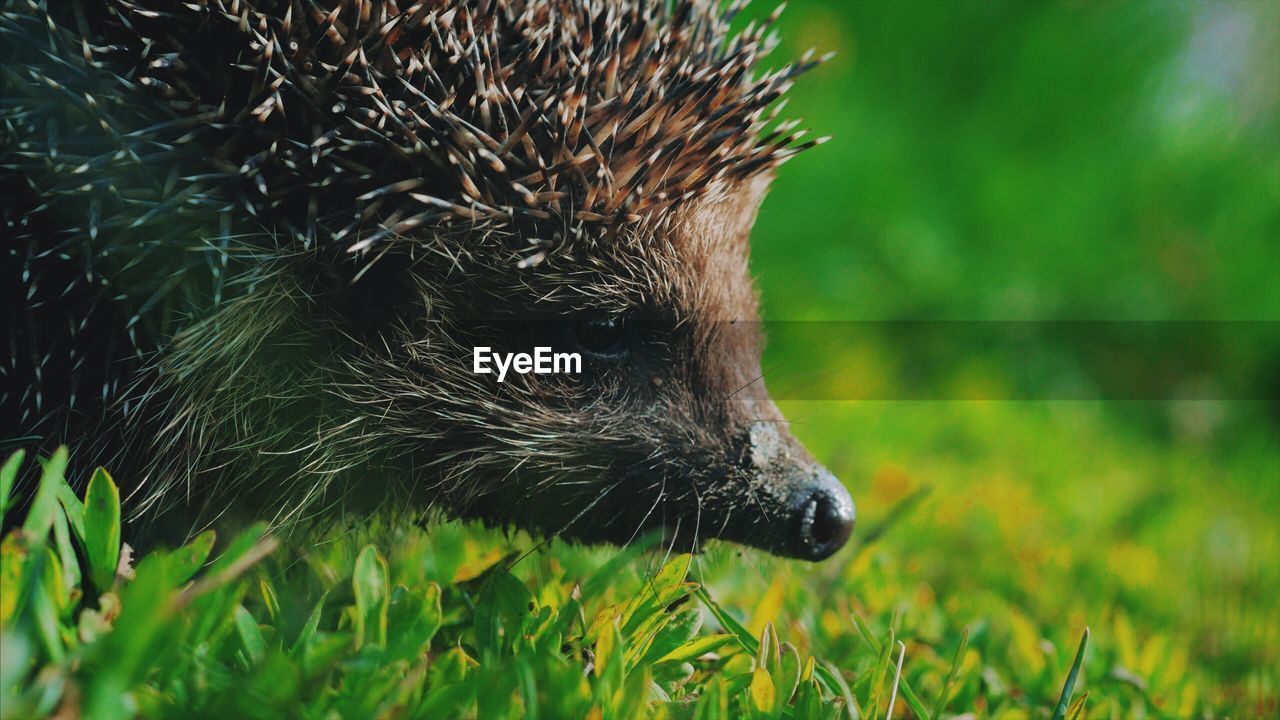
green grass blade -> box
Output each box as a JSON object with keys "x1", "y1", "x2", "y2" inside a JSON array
[
  {"x1": 21, "y1": 447, "x2": 68, "y2": 541},
  {"x1": 291, "y1": 591, "x2": 329, "y2": 658},
  {"x1": 82, "y1": 467, "x2": 122, "y2": 592},
  {"x1": 818, "y1": 660, "x2": 859, "y2": 720},
  {"x1": 235, "y1": 605, "x2": 267, "y2": 666},
  {"x1": 0, "y1": 449, "x2": 24, "y2": 524},
  {"x1": 653, "y1": 633, "x2": 735, "y2": 665},
  {"x1": 1051, "y1": 627, "x2": 1090, "y2": 720},
  {"x1": 54, "y1": 483, "x2": 86, "y2": 544},
  {"x1": 899, "y1": 675, "x2": 932, "y2": 719},
  {"x1": 353, "y1": 544, "x2": 389, "y2": 649},
  {"x1": 851, "y1": 614, "x2": 931, "y2": 719},
  {"x1": 51, "y1": 509, "x2": 81, "y2": 591},
  {"x1": 867, "y1": 626, "x2": 894, "y2": 717},
  {"x1": 852, "y1": 613, "x2": 880, "y2": 649},
  {"x1": 931, "y1": 626, "x2": 970, "y2": 719},
  {"x1": 1066, "y1": 691, "x2": 1089, "y2": 720},
  {"x1": 28, "y1": 549, "x2": 66, "y2": 663},
  {"x1": 167, "y1": 531, "x2": 217, "y2": 587},
  {"x1": 203, "y1": 522, "x2": 270, "y2": 576}
]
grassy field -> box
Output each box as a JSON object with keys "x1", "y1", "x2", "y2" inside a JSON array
[
  {"x1": 2, "y1": 402, "x2": 1277, "y2": 717},
  {"x1": 3, "y1": 1, "x2": 1278, "y2": 718}
]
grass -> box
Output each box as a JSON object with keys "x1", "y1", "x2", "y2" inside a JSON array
[
  {"x1": 3, "y1": 449, "x2": 894, "y2": 719},
  {"x1": 3, "y1": 398, "x2": 1276, "y2": 718}
]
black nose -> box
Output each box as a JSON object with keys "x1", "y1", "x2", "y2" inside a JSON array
[{"x1": 792, "y1": 471, "x2": 855, "y2": 561}]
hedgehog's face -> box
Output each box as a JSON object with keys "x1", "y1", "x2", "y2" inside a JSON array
[{"x1": 397, "y1": 177, "x2": 854, "y2": 561}]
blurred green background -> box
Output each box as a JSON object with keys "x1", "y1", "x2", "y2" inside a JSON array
[
  {"x1": 725, "y1": 0, "x2": 1278, "y2": 714},
  {"x1": 753, "y1": 0, "x2": 1278, "y2": 322}
]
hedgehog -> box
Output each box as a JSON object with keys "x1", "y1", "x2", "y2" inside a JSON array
[{"x1": 1, "y1": 0, "x2": 854, "y2": 561}]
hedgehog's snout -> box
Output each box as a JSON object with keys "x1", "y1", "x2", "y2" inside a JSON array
[
  {"x1": 719, "y1": 458, "x2": 855, "y2": 562},
  {"x1": 787, "y1": 468, "x2": 855, "y2": 561},
  {"x1": 725, "y1": 421, "x2": 855, "y2": 561}
]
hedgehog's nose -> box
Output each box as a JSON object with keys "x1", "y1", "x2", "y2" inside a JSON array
[{"x1": 791, "y1": 470, "x2": 855, "y2": 561}]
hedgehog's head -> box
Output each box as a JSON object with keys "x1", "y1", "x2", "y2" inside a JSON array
[
  {"x1": 350, "y1": 171, "x2": 853, "y2": 561},
  {"x1": 487, "y1": 182, "x2": 848, "y2": 561}
]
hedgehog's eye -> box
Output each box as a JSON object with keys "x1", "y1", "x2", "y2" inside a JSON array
[{"x1": 568, "y1": 317, "x2": 628, "y2": 357}]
